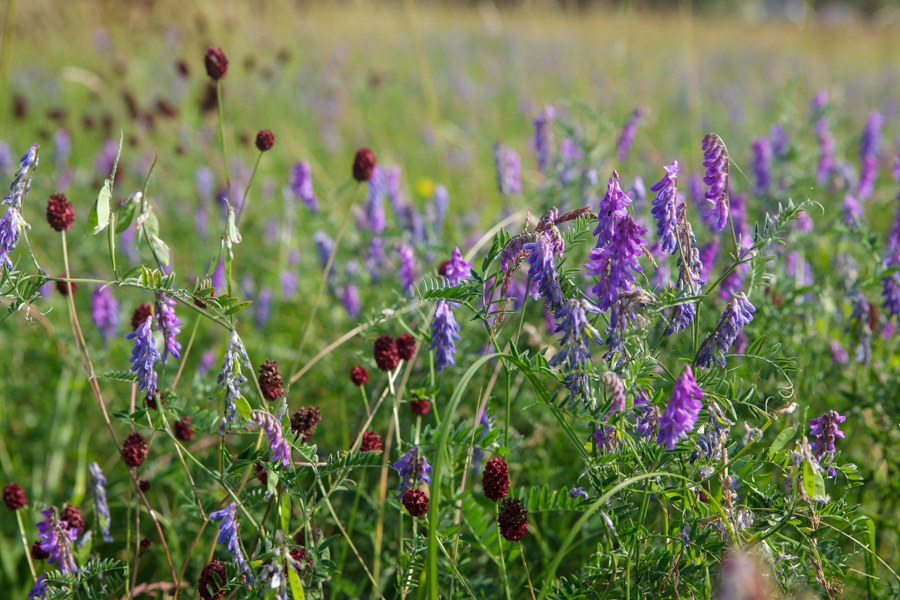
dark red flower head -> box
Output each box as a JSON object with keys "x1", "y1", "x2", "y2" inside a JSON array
[
  {"x1": 139, "y1": 480, "x2": 151, "y2": 492},
  {"x1": 60, "y1": 504, "x2": 84, "y2": 532},
  {"x1": 31, "y1": 541, "x2": 49, "y2": 561},
  {"x1": 373, "y1": 335, "x2": 399, "y2": 372},
  {"x1": 122, "y1": 432, "x2": 148, "y2": 468},
  {"x1": 402, "y1": 488, "x2": 429, "y2": 517},
  {"x1": 3, "y1": 482, "x2": 26, "y2": 511},
  {"x1": 396, "y1": 333, "x2": 417, "y2": 361},
  {"x1": 352, "y1": 148, "x2": 376, "y2": 182},
  {"x1": 258, "y1": 360, "x2": 285, "y2": 402},
  {"x1": 198, "y1": 559, "x2": 228, "y2": 600},
  {"x1": 291, "y1": 407, "x2": 322, "y2": 443},
  {"x1": 437, "y1": 260, "x2": 450, "y2": 277},
  {"x1": 482, "y1": 457, "x2": 510, "y2": 502},
  {"x1": 350, "y1": 365, "x2": 369, "y2": 386},
  {"x1": 46, "y1": 193, "x2": 75, "y2": 232},
  {"x1": 140, "y1": 537, "x2": 152, "y2": 549},
  {"x1": 174, "y1": 416, "x2": 194, "y2": 442},
  {"x1": 409, "y1": 398, "x2": 431, "y2": 416},
  {"x1": 289, "y1": 547, "x2": 314, "y2": 571},
  {"x1": 131, "y1": 303, "x2": 153, "y2": 331},
  {"x1": 255, "y1": 130, "x2": 275, "y2": 152},
  {"x1": 56, "y1": 275, "x2": 77, "y2": 296},
  {"x1": 498, "y1": 497, "x2": 528, "y2": 541},
  {"x1": 204, "y1": 47, "x2": 229, "y2": 81},
  {"x1": 359, "y1": 431, "x2": 382, "y2": 452}
]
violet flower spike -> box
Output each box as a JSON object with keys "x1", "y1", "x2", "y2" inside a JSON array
[
  {"x1": 252, "y1": 410, "x2": 291, "y2": 467},
  {"x1": 524, "y1": 231, "x2": 566, "y2": 313},
  {"x1": 751, "y1": 137, "x2": 772, "y2": 194},
  {"x1": 124, "y1": 315, "x2": 159, "y2": 400},
  {"x1": 657, "y1": 365, "x2": 705, "y2": 451},
  {"x1": 695, "y1": 292, "x2": 756, "y2": 368},
  {"x1": 701, "y1": 134, "x2": 730, "y2": 231},
  {"x1": 617, "y1": 107, "x2": 646, "y2": 161},
  {"x1": 549, "y1": 299, "x2": 602, "y2": 407},
  {"x1": 444, "y1": 246, "x2": 473, "y2": 287},
  {"x1": 209, "y1": 502, "x2": 254, "y2": 583},
  {"x1": 860, "y1": 110, "x2": 883, "y2": 159},
  {"x1": 155, "y1": 293, "x2": 183, "y2": 364},
  {"x1": 586, "y1": 215, "x2": 647, "y2": 311},
  {"x1": 809, "y1": 410, "x2": 846, "y2": 476},
  {"x1": 815, "y1": 118, "x2": 835, "y2": 186},
  {"x1": 0, "y1": 143, "x2": 39, "y2": 268},
  {"x1": 290, "y1": 161, "x2": 318, "y2": 212},
  {"x1": 210, "y1": 330, "x2": 251, "y2": 436},
  {"x1": 493, "y1": 142, "x2": 522, "y2": 196},
  {"x1": 430, "y1": 300, "x2": 461, "y2": 373},
  {"x1": 396, "y1": 243, "x2": 416, "y2": 294},
  {"x1": 593, "y1": 171, "x2": 633, "y2": 248},
  {"x1": 633, "y1": 392, "x2": 659, "y2": 440},
  {"x1": 649, "y1": 160, "x2": 679, "y2": 254},
  {"x1": 91, "y1": 285, "x2": 119, "y2": 342},
  {"x1": 602, "y1": 371, "x2": 626, "y2": 414},
  {"x1": 27, "y1": 575, "x2": 47, "y2": 600},
  {"x1": 90, "y1": 462, "x2": 114, "y2": 543},
  {"x1": 313, "y1": 231, "x2": 334, "y2": 270},
  {"x1": 342, "y1": 284, "x2": 361, "y2": 318},
  {"x1": 392, "y1": 447, "x2": 433, "y2": 497},
  {"x1": 533, "y1": 105, "x2": 555, "y2": 173},
  {"x1": 363, "y1": 166, "x2": 387, "y2": 234},
  {"x1": 36, "y1": 507, "x2": 78, "y2": 574}
]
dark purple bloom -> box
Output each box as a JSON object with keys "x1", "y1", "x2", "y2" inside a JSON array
[
  {"x1": 617, "y1": 107, "x2": 646, "y2": 161},
  {"x1": 252, "y1": 411, "x2": 291, "y2": 467},
  {"x1": 586, "y1": 215, "x2": 647, "y2": 311},
  {"x1": 860, "y1": 110, "x2": 883, "y2": 159},
  {"x1": 701, "y1": 134, "x2": 729, "y2": 231},
  {"x1": 533, "y1": 105, "x2": 555, "y2": 173},
  {"x1": 444, "y1": 246, "x2": 473, "y2": 286},
  {"x1": 809, "y1": 410, "x2": 846, "y2": 470},
  {"x1": 430, "y1": 300, "x2": 460, "y2": 373},
  {"x1": 549, "y1": 299, "x2": 602, "y2": 406},
  {"x1": 633, "y1": 392, "x2": 659, "y2": 440},
  {"x1": 815, "y1": 118, "x2": 835, "y2": 186},
  {"x1": 125, "y1": 315, "x2": 159, "y2": 400},
  {"x1": 0, "y1": 143, "x2": 39, "y2": 268},
  {"x1": 657, "y1": 365, "x2": 705, "y2": 450},
  {"x1": 362, "y1": 166, "x2": 387, "y2": 234},
  {"x1": 649, "y1": 161, "x2": 679, "y2": 254},
  {"x1": 524, "y1": 231, "x2": 566, "y2": 313},
  {"x1": 858, "y1": 153, "x2": 877, "y2": 200},
  {"x1": 209, "y1": 502, "x2": 253, "y2": 582},
  {"x1": 342, "y1": 284, "x2": 361, "y2": 317},
  {"x1": 211, "y1": 330, "x2": 251, "y2": 436},
  {"x1": 568, "y1": 487, "x2": 588, "y2": 500},
  {"x1": 696, "y1": 292, "x2": 756, "y2": 368},
  {"x1": 751, "y1": 137, "x2": 772, "y2": 194},
  {"x1": 313, "y1": 231, "x2": 334, "y2": 270},
  {"x1": 156, "y1": 293, "x2": 183, "y2": 364},
  {"x1": 493, "y1": 143, "x2": 522, "y2": 195},
  {"x1": 0, "y1": 206, "x2": 21, "y2": 269},
  {"x1": 843, "y1": 194, "x2": 862, "y2": 228},
  {"x1": 36, "y1": 507, "x2": 78, "y2": 574},
  {"x1": 591, "y1": 421, "x2": 617, "y2": 455},
  {"x1": 396, "y1": 243, "x2": 416, "y2": 293},
  {"x1": 769, "y1": 122, "x2": 789, "y2": 158},
  {"x1": 290, "y1": 161, "x2": 318, "y2": 211},
  {"x1": 89, "y1": 462, "x2": 113, "y2": 543},
  {"x1": 594, "y1": 171, "x2": 633, "y2": 248},
  {"x1": 91, "y1": 285, "x2": 119, "y2": 342},
  {"x1": 28, "y1": 574, "x2": 47, "y2": 599},
  {"x1": 392, "y1": 447, "x2": 432, "y2": 496}
]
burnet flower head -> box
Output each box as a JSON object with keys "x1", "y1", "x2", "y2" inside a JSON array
[
  {"x1": 125, "y1": 315, "x2": 160, "y2": 400},
  {"x1": 210, "y1": 330, "x2": 251, "y2": 436},
  {"x1": 657, "y1": 365, "x2": 705, "y2": 450},
  {"x1": 392, "y1": 447, "x2": 432, "y2": 497},
  {"x1": 253, "y1": 410, "x2": 291, "y2": 467},
  {"x1": 0, "y1": 143, "x2": 39, "y2": 269},
  {"x1": 155, "y1": 293, "x2": 183, "y2": 364},
  {"x1": 549, "y1": 299, "x2": 602, "y2": 406},
  {"x1": 696, "y1": 292, "x2": 756, "y2": 368},
  {"x1": 89, "y1": 462, "x2": 114, "y2": 543},
  {"x1": 209, "y1": 502, "x2": 253, "y2": 583}
]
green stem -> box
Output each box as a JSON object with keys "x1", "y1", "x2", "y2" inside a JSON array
[
  {"x1": 216, "y1": 81, "x2": 232, "y2": 206},
  {"x1": 496, "y1": 503, "x2": 512, "y2": 600},
  {"x1": 15, "y1": 510, "x2": 36, "y2": 580},
  {"x1": 236, "y1": 150, "x2": 263, "y2": 224}
]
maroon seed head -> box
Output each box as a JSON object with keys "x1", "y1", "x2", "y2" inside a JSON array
[
  {"x1": 139, "y1": 480, "x2": 151, "y2": 493},
  {"x1": 498, "y1": 497, "x2": 528, "y2": 541},
  {"x1": 46, "y1": 193, "x2": 75, "y2": 232},
  {"x1": 409, "y1": 398, "x2": 431, "y2": 416},
  {"x1": 198, "y1": 559, "x2": 228, "y2": 600},
  {"x1": 204, "y1": 47, "x2": 229, "y2": 81},
  {"x1": 60, "y1": 504, "x2": 84, "y2": 532},
  {"x1": 131, "y1": 303, "x2": 153, "y2": 331},
  {"x1": 482, "y1": 457, "x2": 510, "y2": 502},
  {"x1": 258, "y1": 360, "x2": 285, "y2": 402},
  {"x1": 122, "y1": 432, "x2": 148, "y2": 468},
  {"x1": 358, "y1": 431, "x2": 383, "y2": 452},
  {"x1": 396, "y1": 333, "x2": 417, "y2": 361},
  {"x1": 352, "y1": 148, "x2": 376, "y2": 182},
  {"x1": 255, "y1": 130, "x2": 275, "y2": 152},
  {"x1": 2, "y1": 482, "x2": 26, "y2": 511},
  {"x1": 31, "y1": 541, "x2": 49, "y2": 561},
  {"x1": 402, "y1": 488, "x2": 429, "y2": 518},
  {"x1": 291, "y1": 407, "x2": 322, "y2": 443},
  {"x1": 174, "y1": 417, "x2": 194, "y2": 442},
  {"x1": 56, "y1": 275, "x2": 77, "y2": 296},
  {"x1": 373, "y1": 335, "x2": 399, "y2": 372},
  {"x1": 350, "y1": 366, "x2": 369, "y2": 386}
]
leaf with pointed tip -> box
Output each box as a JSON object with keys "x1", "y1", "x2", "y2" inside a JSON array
[{"x1": 87, "y1": 179, "x2": 112, "y2": 235}]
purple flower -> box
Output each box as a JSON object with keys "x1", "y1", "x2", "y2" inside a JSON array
[
  {"x1": 342, "y1": 284, "x2": 361, "y2": 317},
  {"x1": 493, "y1": 143, "x2": 522, "y2": 195},
  {"x1": 633, "y1": 392, "x2": 659, "y2": 440},
  {"x1": 649, "y1": 161, "x2": 679, "y2": 254},
  {"x1": 392, "y1": 447, "x2": 432, "y2": 496},
  {"x1": 428, "y1": 184, "x2": 450, "y2": 236},
  {"x1": 94, "y1": 138, "x2": 118, "y2": 176},
  {"x1": 363, "y1": 166, "x2": 387, "y2": 234},
  {"x1": 568, "y1": 487, "x2": 588, "y2": 500},
  {"x1": 198, "y1": 350, "x2": 216, "y2": 376},
  {"x1": 858, "y1": 154, "x2": 877, "y2": 200},
  {"x1": 560, "y1": 138, "x2": 584, "y2": 183},
  {"x1": 125, "y1": 315, "x2": 159, "y2": 400},
  {"x1": 36, "y1": 507, "x2": 78, "y2": 574},
  {"x1": 0, "y1": 206, "x2": 21, "y2": 269},
  {"x1": 211, "y1": 330, "x2": 251, "y2": 436},
  {"x1": 751, "y1": 137, "x2": 772, "y2": 194},
  {"x1": 860, "y1": 110, "x2": 883, "y2": 159},
  {"x1": 687, "y1": 173, "x2": 704, "y2": 209},
  {"x1": 843, "y1": 194, "x2": 862, "y2": 227},
  {"x1": 524, "y1": 231, "x2": 566, "y2": 313},
  {"x1": 701, "y1": 134, "x2": 730, "y2": 231},
  {"x1": 90, "y1": 462, "x2": 113, "y2": 543},
  {"x1": 795, "y1": 210, "x2": 814, "y2": 232},
  {"x1": 696, "y1": 292, "x2": 756, "y2": 368},
  {"x1": 594, "y1": 171, "x2": 633, "y2": 248},
  {"x1": 290, "y1": 161, "x2": 318, "y2": 211},
  {"x1": 631, "y1": 176, "x2": 647, "y2": 213},
  {"x1": 499, "y1": 234, "x2": 528, "y2": 273},
  {"x1": 444, "y1": 247, "x2": 473, "y2": 286},
  {"x1": 313, "y1": 231, "x2": 334, "y2": 270},
  {"x1": 586, "y1": 215, "x2": 647, "y2": 311},
  {"x1": 280, "y1": 270, "x2": 298, "y2": 297},
  {"x1": 0, "y1": 143, "x2": 39, "y2": 268},
  {"x1": 155, "y1": 293, "x2": 183, "y2": 364},
  {"x1": 53, "y1": 129, "x2": 71, "y2": 169},
  {"x1": 829, "y1": 340, "x2": 849, "y2": 365},
  {"x1": 809, "y1": 410, "x2": 846, "y2": 472},
  {"x1": 533, "y1": 105, "x2": 556, "y2": 172},
  {"x1": 617, "y1": 107, "x2": 646, "y2": 161},
  {"x1": 699, "y1": 238, "x2": 719, "y2": 283},
  {"x1": 253, "y1": 410, "x2": 291, "y2": 467},
  {"x1": 770, "y1": 123, "x2": 789, "y2": 158},
  {"x1": 27, "y1": 575, "x2": 47, "y2": 599},
  {"x1": 811, "y1": 90, "x2": 828, "y2": 113},
  {"x1": 549, "y1": 299, "x2": 602, "y2": 405},
  {"x1": 366, "y1": 237, "x2": 386, "y2": 279},
  {"x1": 430, "y1": 300, "x2": 460, "y2": 373},
  {"x1": 386, "y1": 165, "x2": 404, "y2": 213},
  {"x1": 196, "y1": 166, "x2": 215, "y2": 201},
  {"x1": 90, "y1": 285, "x2": 119, "y2": 342},
  {"x1": 657, "y1": 365, "x2": 705, "y2": 450},
  {"x1": 815, "y1": 118, "x2": 835, "y2": 186},
  {"x1": 591, "y1": 421, "x2": 617, "y2": 455},
  {"x1": 255, "y1": 287, "x2": 273, "y2": 328},
  {"x1": 602, "y1": 371, "x2": 626, "y2": 413},
  {"x1": 209, "y1": 502, "x2": 253, "y2": 582},
  {"x1": 396, "y1": 243, "x2": 416, "y2": 293}
]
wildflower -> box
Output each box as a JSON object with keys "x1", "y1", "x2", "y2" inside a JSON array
[
  {"x1": 174, "y1": 417, "x2": 195, "y2": 441},
  {"x1": 498, "y1": 498, "x2": 528, "y2": 541},
  {"x1": 402, "y1": 489, "x2": 429, "y2": 517},
  {"x1": 373, "y1": 335, "x2": 400, "y2": 371},
  {"x1": 288, "y1": 405, "x2": 319, "y2": 443},
  {"x1": 396, "y1": 243, "x2": 416, "y2": 293},
  {"x1": 255, "y1": 287, "x2": 273, "y2": 328},
  {"x1": 3, "y1": 482, "x2": 26, "y2": 510},
  {"x1": 198, "y1": 559, "x2": 228, "y2": 600},
  {"x1": 586, "y1": 215, "x2": 647, "y2": 311},
  {"x1": 253, "y1": 411, "x2": 291, "y2": 467},
  {"x1": 27, "y1": 574, "x2": 47, "y2": 599},
  {"x1": 409, "y1": 398, "x2": 431, "y2": 416},
  {"x1": 430, "y1": 301, "x2": 461, "y2": 373},
  {"x1": 665, "y1": 207, "x2": 705, "y2": 336},
  {"x1": 681, "y1": 524, "x2": 691, "y2": 545},
  {"x1": 860, "y1": 109, "x2": 883, "y2": 160},
  {"x1": 125, "y1": 315, "x2": 159, "y2": 400},
  {"x1": 90, "y1": 285, "x2": 119, "y2": 342},
  {"x1": 696, "y1": 293, "x2": 756, "y2": 368},
  {"x1": 258, "y1": 360, "x2": 285, "y2": 402},
  {"x1": 55, "y1": 275, "x2": 77, "y2": 296},
  {"x1": 657, "y1": 365, "x2": 705, "y2": 451},
  {"x1": 601, "y1": 371, "x2": 626, "y2": 413},
  {"x1": 350, "y1": 366, "x2": 369, "y2": 386},
  {"x1": 549, "y1": 299, "x2": 602, "y2": 406},
  {"x1": 0, "y1": 206, "x2": 21, "y2": 269},
  {"x1": 742, "y1": 422, "x2": 763, "y2": 446},
  {"x1": 359, "y1": 431, "x2": 382, "y2": 452},
  {"x1": 204, "y1": 46, "x2": 229, "y2": 80},
  {"x1": 751, "y1": 137, "x2": 772, "y2": 194},
  {"x1": 155, "y1": 294, "x2": 183, "y2": 364},
  {"x1": 353, "y1": 148, "x2": 377, "y2": 182},
  {"x1": 340, "y1": 284, "x2": 360, "y2": 318},
  {"x1": 770, "y1": 122, "x2": 789, "y2": 158},
  {"x1": 649, "y1": 161, "x2": 679, "y2": 254},
  {"x1": 138, "y1": 480, "x2": 151, "y2": 492},
  {"x1": 482, "y1": 457, "x2": 510, "y2": 501},
  {"x1": 444, "y1": 246, "x2": 473, "y2": 286},
  {"x1": 210, "y1": 330, "x2": 252, "y2": 436},
  {"x1": 591, "y1": 421, "x2": 618, "y2": 455},
  {"x1": 385, "y1": 165, "x2": 405, "y2": 213},
  {"x1": 533, "y1": 105, "x2": 555, "y2": 172},
  {"x1": 594, "y1": 171, "x2": 633, "y2": 248},
  {"x1": 429, "y1": 184, "x2": 450, "y2": 235},
  {"x1": 617, "y1": 106, "x2": 646, "y2": 161},
  {"x1": 362, "y1": 166, "x2": 387, "y2": 233},
  {"x1": 209, "y1": 503, "x2": 253, "y2": 582},
  {"x1": 255, "y1": 129, "x2": 275, "y2": 152},
  {"x1": 31, "y1": 541, "x2": 49, "y2": 561},
  {"x1": 290, "y1": 161, "x2": 317, "y2": 211},
  {"x1": 568, "y1": 487, "x2": 588, "y2": 500},
  {"x1": 36, "y1": 507, "x2": 78, "y2": 574},
  {"x1": 815, "y1": 117, "x2": 835, "y2": 185},
  {"x1": 633, "y1": 392, "x2": 659, "y2": 440},
  {"x1": 493, "y1": 142, "x2": 521, "y2": 195},
  {"x1": 3, "y1": 143, "x2": 38, "y2": 212},
  {"x1": 701, "y1": 134, "x2": 730, "y2": 231},
  {"x1": 198, "y1": 351, "x2": 216, "y2": 375},
  {"x1": 809, "y1": 410, "x2": 846, "y2": 475},
  {"x1": 121, "y1": 432, "x2": 148, "y2": 467},
  {"x1": 46, "y1": 193, "x2": 75, "y2": 232},
  {"x1": 524, "y1": 231, "x2": 566, "y2": 313},
  {"x1": 60, "y1": 504, "x2": 84, "y2": 533},
  {"x1": 858, "y1": 154, "x2": 877, "y2": 200},
  {"x1": 698, "y1": 238, "x2": 719, "y2": 282},
  {"x1": 393, "y1": 447, "x2": 432, "y2": 496}
]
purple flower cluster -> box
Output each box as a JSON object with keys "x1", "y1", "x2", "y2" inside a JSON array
[
  {"x1": 36, "y1": 507, "x2": 78, "y2": 574},
  {"x1": 362, "y1": 166, "x2": 387, "y2": 234},
  {"x1": 881, "y1": 210, "x2": 900, "y2": 323},
  {"x1": 493, "y1": 143, "x2": 522, "y2": 196},
  {"x1": 91, "y1": 285, "x2": 119, "y2": 342},
  {"x1": 649, "y1": 161, "x2": 679, "y2": 254},
  {"x1": 342, "y1": 284, "x2": 361, "y2": 317},
  {"x1": 253, "y1": 410, "x2": 291, "y2": 467},
  {"x1": 524, "y1": 231, "x2": 566, "y2": 313},
  {"x1": 633, "y1": 392, "x2": 659, "y2": 440},
  {"x1": 809, "y1": 410, "x2": 846, "y2": 476},
  {"x1": 815, "y1": 117, "x2": 835, "y2": 186},
  {"x1": 396, "y1": 243, "x2": 416, "y2": 293},
  {"x1": 155, "y1": 293, "x2": 183, "y2": 364},
  {"x1": 0, "y1": 144, "x2": 39, "y2": 269},
  {"x1": 211, "y1": 330, "x2": 251, "y2": 436},
  {"x1": 393, "y1": 447, "x2": 432, "y2": 496},
  {"x1": 209, "y1": 502, "x2": 253, "y2": 582},
  {"x1": 594, "y1": 172, "x2": 633, "y2": 247},
  {"x1": 125, "y1": 315, "x2": 159, "y2": 400},
  {"x1": 313, "y1": 231, "x2": 334, "y2": 270},
  {"x1": 770, "y1": 122, "x2": 789, "y2": 158},
  {"x1": 617, "y1": 107, "x2": 646, "y2": 161},
  {"x1": 696, "y1": 292, "x2": 756, "y2": 368},
  {"x1": 533, "y1": 105, "x2": 555, "y2": 173},
  {"x1": 701, "y1": 134, "x2": 730, "y2": 231},
  {"x1": 602, "y1": 371, "x2": 626, "y2": 413},
  {"x1": 586, "y1": 215, "x2": 647, "y2": 311},
  {"x1": 657, "y1": 365, "x2": 705, "y2": 450},
  {"x1": 90, "y1": 462, "x2": 114, "y2": 543},
  {"x1": 290, "y1": 161, "x2": 318, "y2": 211},
  {"x1": 843, "y1": 194, "x2": 862, "y2": 228},
  {"x1": 751, "y1": 137, "x2": 772, "y2": 194},
  {"x1": 549, "y1": 299, "x2": 602, "y2": 405},
  {"x1": 444, "y1": 247, "x2": 473, "y2": 286},
  {"x1": 431, "y1": 300, "x2": 461, "y2": 373}
]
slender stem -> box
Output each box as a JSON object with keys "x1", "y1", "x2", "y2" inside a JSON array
[
  {"x1": 216, "y1": 81, "x2": 232, "y2": 205},
  {"x1": 519, "y1": 542, "x2": 537, "y2": 600},
  {"x1": 496, "y1": 503, "x2": 513, "y2": 600},
  {"x1": 15, "y1": 510, "x2": 36, "y2": 580},
  {"x1": 235, "y1": 151, "x2": 263, "y2": 224}
]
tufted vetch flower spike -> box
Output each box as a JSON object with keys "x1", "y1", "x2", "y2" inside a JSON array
[
  {"x1": 586, "y1": 214, "x2": 647, "y2": 311},
  {"x1": 89, "y1": 463, "x2": 114, "y2": 542},
  {"x1": 430, "y1": 300, "x2": 461, "y2": 373},
  {"x1": 155, "y1": 293, "x2": 183, "y2": 364},
  {"x1": 125, "y1": 315, "x2": 159, "y2": 400},
  {"x1": 657, "y1": 365, "x2": 705, "y2": 450},
  {"x1": 252, "y1": 410, "x2": 291, "y2": 467},
  {"x1": 649, "y1": 161, "x2": 679, "y2": 254},
  {"x1": 209, "y1": 502, "x2": 253, "y2": 583},
  {"x1": 392, "y1": 447, "x2": 432, "y2": 497},
  {"x1": 701, "y1": 134, "x2": 730, "y2": 231},
  {"x1": 696, "y1": 292, "x2": 756, "y2": 368}
]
